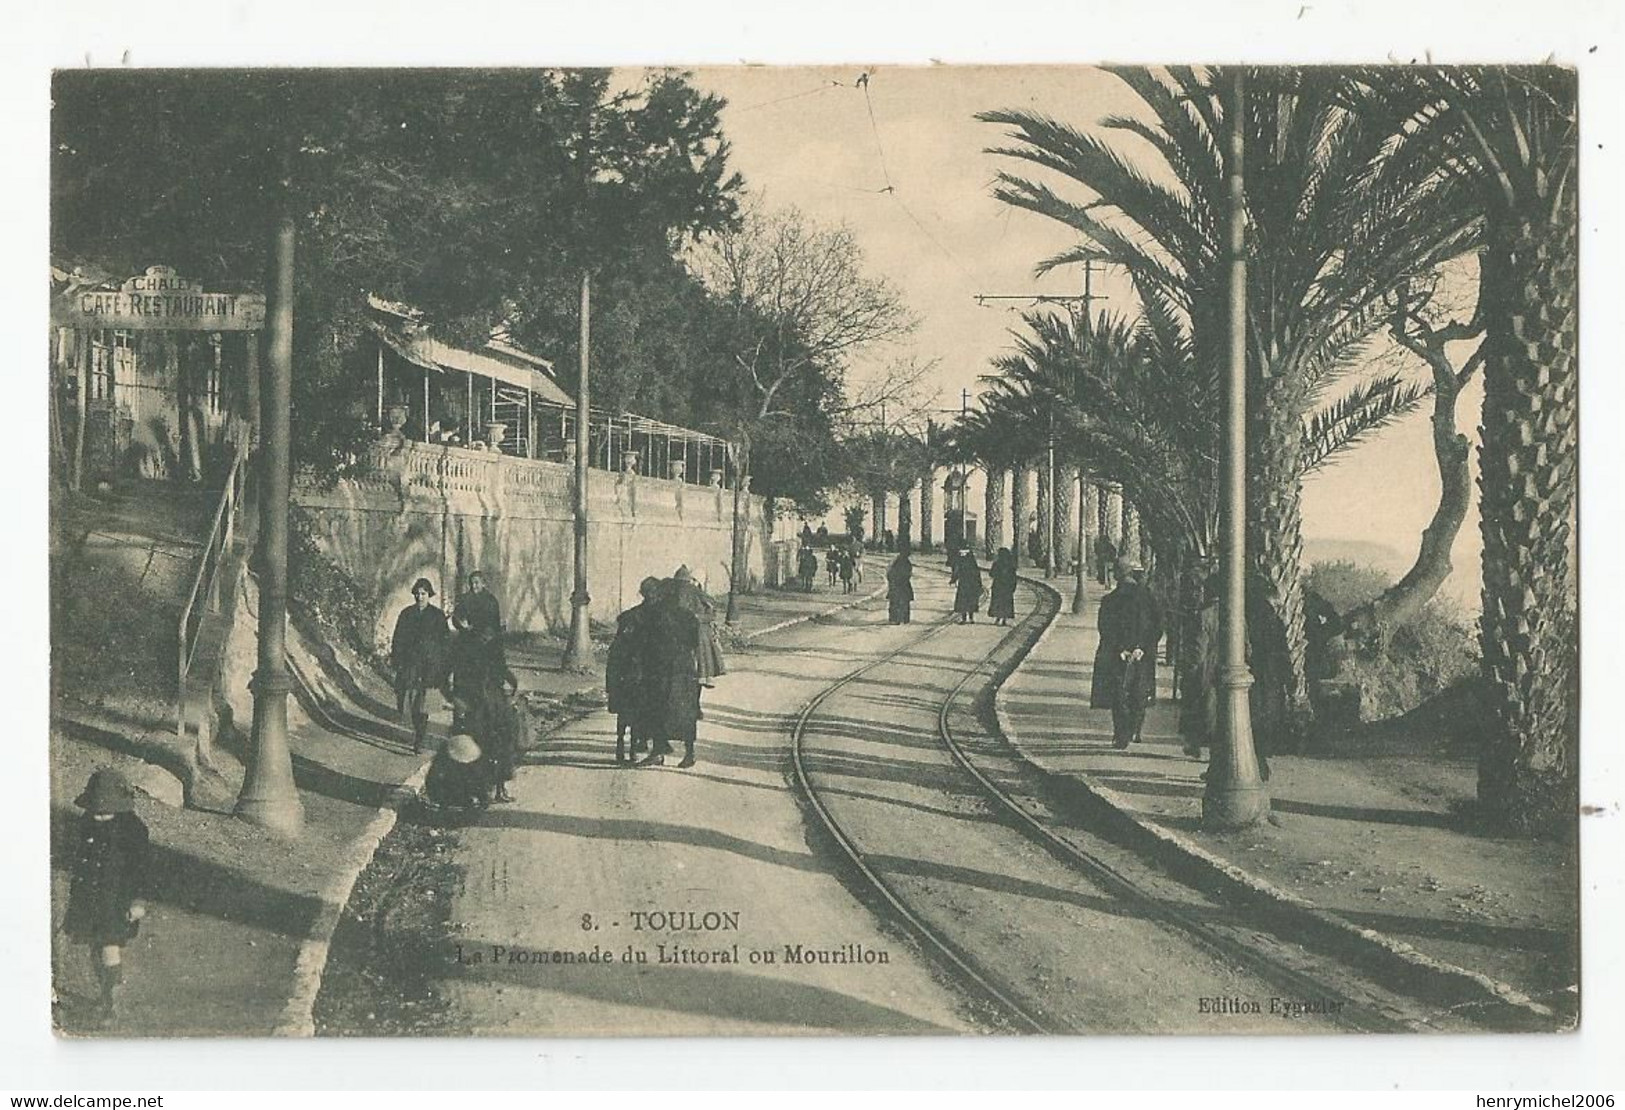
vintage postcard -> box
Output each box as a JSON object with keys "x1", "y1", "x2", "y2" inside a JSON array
[{"x1": 44, "y1": 63, "x2": 1580, "y2": 1040}]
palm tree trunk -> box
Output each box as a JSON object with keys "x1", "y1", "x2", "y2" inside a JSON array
[
  {"x1": 897, "y1": 480, "x2": 914, "y2": 554},
  {"x1": 1084, "y1": 480, "x2": 1101, "y2": 580},
  {"x1": 1010, "y1": 464, "x2": 1030, "y2": 568},
  {"x1": 1057, "y1": 464, "x2": 1078, "y2": 573},
  {"x1": 1103, "y1": 483, "x2": 1123, "y2": 575},
  {"x1": 985, "y1": 467, "x2": 1006, "y2": 559},
  {"x1": 1247, "y1": 368, "x2": 1314, "y2": 752},
  {"x1": 920, "y1": 467, "x2": 936, "y2": 553},
  {"x1": 1476, "y1": 207, "x2": 1579, "y2": 835},
  {"x1": 1036, "y1": 461, "x2": 1052, "y2": 571}
]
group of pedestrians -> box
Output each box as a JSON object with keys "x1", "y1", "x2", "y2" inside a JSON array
[
  {"x1": 796, "y1": 537, "x2": 863, "y2": 593},
  {"x1": 605, "y1": 565, "x2": 728, "y2": 769},
  {"x1": 388, "y1": 571, "x2": 524, "y2": 812}
]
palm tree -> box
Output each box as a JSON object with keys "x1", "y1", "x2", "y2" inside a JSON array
[
  {"x1": 1357, "y1": 67, "x2": 1578, "y2": 833},
  {"x1": 988, "y1": 305, "x2": 1428, "y2": 744},
  {"x1": 953, "y1": 408, "x2": 1017, "y2": 558},
  {"x1": 980, "y1": 66, "x2": 1475, "y2": 749}
]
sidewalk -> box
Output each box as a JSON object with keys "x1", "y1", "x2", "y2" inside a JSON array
[
  {"x1": 996, "y1": 582, "x2": 1578, "y2": 1030},
  {"x1": 49, "y1": 579, "x2": 882, "y2": 1036}
]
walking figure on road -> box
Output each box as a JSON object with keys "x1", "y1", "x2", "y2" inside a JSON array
[
  {"x1": 949, "y1": 548, "x2": 983, "y2": 624},
  {"x1": 608, "y1": 577, "x2": 660, "y2": 763},
  {"x1": 445, "y1": 611, "x2": 521, "y2": 801},
  {"x1": 887, "y1": 551, "x2": 914, "y2": 624},
  {"x1": 672, "y1": 564, "x2": 727, "y2": 687},
  {"x1": 838, "y1": 548, "x2": 856, "y2": 593},
  {"x1": 988, "y1": 546, "x2": 1018, "y2": 626},
  {"x1": 391, "y1": 577, "x2": 449, "y2": 754},
  {"x1": 638, "y1": 579, "x2": 702, "y2": 769},
  {"x1": 1091, "y1": 557, "x2": 1164, "y2": 749},
  {"x1": 454, "y1": 570, "x2": 503, "y2": 640},
  {"x1": 63, "y1": 769, "x2": 149, "y2": 1025},
  {"x1": 798, "y1": 546, "x2": 819, "y2": 592},
  {"x1": 826, "y1": 547, "x2": 840, "y2": 587}
]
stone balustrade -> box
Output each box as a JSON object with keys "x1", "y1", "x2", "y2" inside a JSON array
[{"x1": 297, "y1": 436, "x2": 790, "y2": 639}]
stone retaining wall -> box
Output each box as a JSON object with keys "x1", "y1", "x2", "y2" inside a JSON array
[{"x1": 294, "y1": 438, "x2": 784, "y2": 646}]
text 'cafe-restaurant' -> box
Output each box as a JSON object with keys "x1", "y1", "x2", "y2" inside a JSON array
[{"x1": 51, "y1": 263, "x2": 266, "y2": 488}]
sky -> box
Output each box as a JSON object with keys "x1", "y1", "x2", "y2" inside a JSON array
[{"x1": 682, "y1": 65, "x2": 1484, "y2": 607}]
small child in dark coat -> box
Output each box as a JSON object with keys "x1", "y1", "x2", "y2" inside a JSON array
[
  {"x1": 63, "y1": 769, "x2": 149, "y2": 1021},
  {"x1": 425, "y1": 733, "x2": 494, "y2": 814}
]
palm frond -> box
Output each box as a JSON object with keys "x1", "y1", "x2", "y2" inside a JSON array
[{"x1": 1301, "y1": 373, "x2": 1431, "y2": 474}]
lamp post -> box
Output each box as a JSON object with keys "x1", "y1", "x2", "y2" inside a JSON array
[
  {"x1": 1072, "y1": 466, "x2": 1090, "y2": 615},
  {"x1": 562, "y1": 271, "x2": 594, "y2": 669},
  {"x1": 725, "y1": 438, "x2": 746, "y2": 626},
  {"x1": 1202, "y1": 68, "x2": 1269, "y2": 829},
  {"x1": 235, "y1": 213, "x2": 304, "y2": 837}
]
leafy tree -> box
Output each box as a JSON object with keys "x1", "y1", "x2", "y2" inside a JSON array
[
  {"x1": 688, "y1": 204, "x2": 919, "y2": 523},
  {"x1": 51, "y1": 68, "x2": 742, "y2": 477}
]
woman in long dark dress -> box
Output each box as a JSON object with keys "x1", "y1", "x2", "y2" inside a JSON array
[
  {"x1": 637, "y1": 580, "x2": 702, "y2": 769},
  {"x1": 988, "y1": 547, "x2": 1018, "y2": 625},
  {"x1": 886, "y1": 552, "x2": 914, "y2": 624},
  {"x1": 949, "y1": 550, "x2": 983, "y2": 623}
]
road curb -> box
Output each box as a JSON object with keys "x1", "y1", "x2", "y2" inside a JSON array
[
  {"x1": 274, "y1": 759, "x2": 431, "y2": 1037},
  {"x1": 271, "y1": 585, "x2": 882, "y2": 1035},
  {"x1": 993, "y1": 574, "x2": 1561, "y2": 1030},
  {"x1": 739, "y1": 585, "x2": 887, "y2": 643}
]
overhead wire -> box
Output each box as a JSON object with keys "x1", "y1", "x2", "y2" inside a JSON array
[
  {"x1": 734, "y1": 79, "x2": 846, "y2": 113},
  {"x1": 854, "y1": 70, "x2": 977, "y2": 282}
]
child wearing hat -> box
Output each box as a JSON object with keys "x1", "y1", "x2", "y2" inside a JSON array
[
  {"x1": 424, "y1": 733, "x2": 494, "y2": 813},
  {"x1": 63, "y1": 768, "x2": 150, "y2": 1021}
]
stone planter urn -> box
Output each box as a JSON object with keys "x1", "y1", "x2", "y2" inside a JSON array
[
  {"x1": 670, "y1": 459, "x2": 687, "y2": 482},
  {"x1": 621, "y1": 449, "x2": 640, "y2": 474},
  {"x1": 709, "y1": 468, "x2": 725, "y2": 488},
  {"x1": 385, "y1": 403, "x2": 409, "y2": 436},
  {"x1": 485, "y1": 422, "x2": 508, "y2": 452}
]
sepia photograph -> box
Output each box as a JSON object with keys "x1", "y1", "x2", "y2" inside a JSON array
[{"x1": 23, "y1": 23, "x2": 1608, "y2": 1079}]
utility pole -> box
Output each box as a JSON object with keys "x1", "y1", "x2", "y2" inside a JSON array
[
  {"x1": 726, "y1": 438, "x2": 746, "y2": 625},
  {"x1": 1202, "y1": 69, "x2": 1270, "y2": 829},
  {"x1": 978, "y1": 257, "x2": 1108, "y2": 597},
  {"x1": 1044, "y1": 417, "x2": 1057, "y2": 578},
  {"x1": 562, "y1": 270, "x2": 594, "y2": 669},
  {"x1": 236, "y1": 213, "x2": 304, "y2": 837}
]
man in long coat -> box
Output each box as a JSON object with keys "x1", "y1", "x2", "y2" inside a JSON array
[
  {"x1": 607, "y1": 577, "x2": 661, "y2": 763},
  {"x1": 391, "y1": 577, "x2": 449, "y2": 754},
  {"x1": 637, "y1": 580, "x2": 703, "y2": 768},
  {"x1": 1091, "y1": 557, "x2": 1164, "y2": 748}
]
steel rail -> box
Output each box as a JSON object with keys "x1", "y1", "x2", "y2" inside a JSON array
[
  {"x1": 787, "y1": 590, "x2": 1058, "y2": 1034},
  {"x1": 934, "y1": 576, "x2": 1424, "y2": 1034}
]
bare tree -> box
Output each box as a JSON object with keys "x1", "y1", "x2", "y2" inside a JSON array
[{"x1": 688, "y1": 202, "x2": 917, "y2": 617}]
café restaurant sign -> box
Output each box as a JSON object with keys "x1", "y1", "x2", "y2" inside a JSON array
[{"x1": 53, "y1": 265, "x2": 266, "y2": 331}]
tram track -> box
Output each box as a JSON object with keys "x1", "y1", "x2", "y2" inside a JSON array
[{"x1": 788, "y1": 569, "x2": 1470, "y2": 1034}]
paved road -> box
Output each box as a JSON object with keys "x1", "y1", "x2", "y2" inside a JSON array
[
  {"x1": 439, "y1": 578, "x2": 978, "y2": 1035},
  {"x1": 422, "y1": 569, "x2": 1345, "y2": 1035}
]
